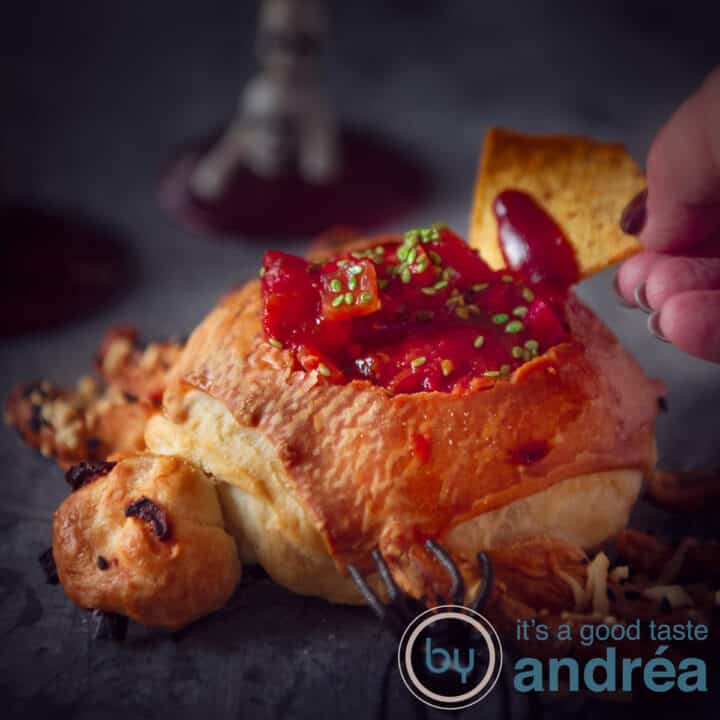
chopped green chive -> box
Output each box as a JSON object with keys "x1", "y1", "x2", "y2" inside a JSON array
[
  {"x1": 411, "y1": 356, "x2": 427, "y2": 368},
  {"x1": 421, "y1": 287, "x2": 436, "y2": 296},
  {"x1": 259, "y1": 267, "x2": 266, "y2": 277},
  {"x1": 374, "y1": 246, "x2": 385, "y2": 255},
  {"x1": 434, "y1": 279, "x2": 448, "y2": 290},
  {"x1": 471, "y1": 282, "x2": 489, "y2": 292},
  {"x1": 513, "y1": 306, "x2": 528, "y2": 318},
  {"x1": 505, "y1": 320, "x2": 524, "y2": 333},
  {"x1": 522, "y1": 288, "x2": 535, "y2": 302},
  {"x1": 344, "y1": 292, "x2": 354, "y2": 305},
  {"x1": 401, "y1": 268, "x2": 411, "y2": 284},
  {"x1": 330, "y1": 278, "x2": 342, "y2": 292},
  {"x1": 427, "y1": 224, "x2": 443, "y2": 242},
  {"x1": 348, "y1": 276, "x2": 358, "y2": 291},
  {"x1": 331, "y1": 295, "x2": 344, "y2": 308},
  {"x1": 429, "y1": 251, "x2": 442, "y2": 265},
  {"x1": 501, "y1": 274, "x2": 514, "y2": 283},
  {"x1": 397, "y1": 246, "x2": 409, "y2": 261},
  {"x1": 512, "y1": 346, "x2": 524, "y2": 359},
  {"x1": 492, "y1": 313, "x2": 509, "y2": 324},
  {"x1": 524, "y1": 339, "x2": 539, "y2": 352},
  {"x1": 318, "y1": 363, "x2": 331, "y2": 377},
  {"x1": 268, "y1": 338, "x2": 283, "y2": 349},
  {"x1": 500, "y1": 364, "x2": 511, "y2": 375},
  {"x1": 360, "y1": 292, "x2": 373, "y2": 304},
  {"x1": 483, "y1": 370, "x2": 500, "y2": 377},
  {"x1": 406, "y1": 248, "x2": 417, "y2": 265},
  {"x1": 440, "y1": 358, "x2": 454, "y2": 377},
  {"x1": 473, "y1": 335, "x2": 485, "y2": 349},
  {"x1": 348, "y1": 264, "x2": 363, "y2": 275}
]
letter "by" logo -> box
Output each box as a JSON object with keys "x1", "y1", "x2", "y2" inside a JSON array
[
  {"x1": 424, "y1": 639, "x2": 476, "y2": 684},
  {"x1": 398, "y1": 605, "x2": 503, "y2": 711}
]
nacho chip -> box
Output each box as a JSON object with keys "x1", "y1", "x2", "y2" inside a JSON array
[{"x1": 470, "y1": 128, "x2": 646, "y2": 279}]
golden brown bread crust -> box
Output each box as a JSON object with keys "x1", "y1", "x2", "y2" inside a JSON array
[
  {"x1": 5, "y1": 379, "x2": 151, "y2": 468},
  {"x1": 4, "y1": 326, "x2": 183, "y2": 468},
  {"x1": 161, "y1": 278, "x2": 662, "y2": 599},
  {"x1": 53, "y1": 453, "x2": 241, "y2": 630},
  {"x1": 95, "y1": 325, "x2": 183, "y2": 403}
]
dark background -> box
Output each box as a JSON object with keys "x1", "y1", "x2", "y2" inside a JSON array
[{"x1": 1, "y1": 1, "x2": 719, "y2": 718}]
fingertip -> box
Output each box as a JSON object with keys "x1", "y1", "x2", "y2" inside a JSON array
[
  {"x1": 614, "y1": 252, "x2": 662, "y2": 306},
  {"x1": 643, "y1": 255, "x2": 686, "y2": 310},
  {"x1": 654, "y1": 290, "x2": 720, "y2": 362},
  {"x1": 645, "y1": 255, "x2": 720, "y2": 310}
]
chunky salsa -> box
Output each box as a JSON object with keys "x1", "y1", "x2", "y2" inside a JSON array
[{"x1": 260, "y1": 191, "x2": 579, "y2": 394}]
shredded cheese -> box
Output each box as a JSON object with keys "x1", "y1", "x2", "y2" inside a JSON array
[
  {"x1": 585, "y1": 552, "x2": 610, "y2": 617},
  {"x1": 642, "y1": 585, "x2": 694, "y2": 609},
  {"x1": 609, "y1": 565, "x2": 629, "y2": 583}
]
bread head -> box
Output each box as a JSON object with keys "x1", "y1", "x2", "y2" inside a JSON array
[
  {"x1": 470, "y1": 128, "x2": 646, "y2": 278},
  {"x1": 53, "y1": 453, "x2": 241, "y2": 630}
]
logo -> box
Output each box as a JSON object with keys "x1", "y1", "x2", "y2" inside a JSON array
[{"x1": 398, "y1": 605, "x2": 503, "y2": 711}]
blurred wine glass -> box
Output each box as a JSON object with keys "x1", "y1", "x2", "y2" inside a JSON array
[{"x1": 0, "y1": 198, "x2": 132, "y2": 337}]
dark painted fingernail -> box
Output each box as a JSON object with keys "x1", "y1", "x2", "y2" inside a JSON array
[
  {"x1": 612, "y1": 272, "x2": 635, "y2": 308},
  {"x1": 648, "y1": 311, "x2": 670, "y2": 342},
  {"x1": 633, "y1": 283, "x2": 652, "y2": 313},
  {"x1": 620, "y1": 189, "x2": 648, "y2": 235}
]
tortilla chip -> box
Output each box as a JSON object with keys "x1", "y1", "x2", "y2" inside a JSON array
[{"x1": 469, "y1": 128, "x2": 646, "y2": 279}]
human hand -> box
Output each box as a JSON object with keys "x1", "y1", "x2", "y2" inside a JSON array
[{"x1": 614, "y1": 66, "x2": 720, "y2": 362}]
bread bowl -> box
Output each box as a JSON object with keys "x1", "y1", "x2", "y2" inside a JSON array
[
  {"x1": 7, "y1": 129, "x2": 668, "y2": 629},
  {"x1": 144, "y1": 224, "x2": 661, "y2": 607}
]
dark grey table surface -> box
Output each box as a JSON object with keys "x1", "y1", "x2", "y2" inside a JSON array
[{"x1": 1, "y1": 1, "x2": 719, "y2": 718}]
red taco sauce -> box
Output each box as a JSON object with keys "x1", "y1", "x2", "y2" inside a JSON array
[
  {"x1": 494, "y1": 190, "x2": 579, "y2": 290},
  {"x1": 260, "y1": 192, "x2": 578, "y2": 394}
]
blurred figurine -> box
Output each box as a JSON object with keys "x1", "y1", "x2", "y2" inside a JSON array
[
  {"x1": 160, "y1": 0, "x2": 429, "y2": 238},
  {"x1": 191, "y1": 0, "x2": 339, "y2": 199}
]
